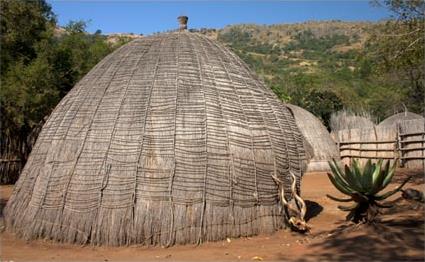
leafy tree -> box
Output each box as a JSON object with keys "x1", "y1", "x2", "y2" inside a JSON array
[
  {"x1": 367, "y1": 0, "x2": 425, "y2": 113},
  {"x1": 299, "y1": 89, "x2": 344, "y2": 129},
  {"x1": 0, "y1": 0, "x2": 55, "y2": 75},
  {"x1": 64, "y1": 20, "x2": 87, "y2": 34},
  {"x1": 0, "y1": 1, "x2": 123, "y2": 183}
]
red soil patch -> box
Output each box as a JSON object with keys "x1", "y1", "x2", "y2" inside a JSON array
[{"x1": 1, "y1": 169, "x2": 424, "y2": 262}]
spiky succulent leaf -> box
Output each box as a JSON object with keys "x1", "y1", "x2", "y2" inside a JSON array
[
  {"x1": 331, "y1": 159, "x2": 344, "y2": 178},
  {"x1": 343, "y1": 164, "x2": 363, "y2": 192},
  {"x1": 381, "y1": 160, "x2": 397, "y2": 188},
  {"x1": 371, "y1": 159, "x2": 383, "y2": 185},
  {"x1": 329, "y1": 160, "x2": 351, "y2": 189},
  {"x1": 338, "y1": 203, "x2": 358, "y2": 211},
  {"x1": 363, "y1": 164, "x2": 374, "y2": 192},
  {"x1": 351, "y1": 159, "x2": 366, "y2": 192},
  {"x1": 370, "y1": 160, "x2": 390, "y2": 195},
  {"x1": 327, "y1": 172, "x2": 353, "y2": 196},
  {"x1": 364, "y1": 159, "x2": 375, "y2": 183},
  {"x1": 363, "y1": 160, "x2": 380, "y2": 193},
  {"x1": 326, "y1": 194, "x2": 353, "y2": 202},
  {"x1": 328, "y1": 161, "x2": 354, "y2": 191},
  {"x1": 375, "y1": 176, "x2": 411, "y2": 200}
]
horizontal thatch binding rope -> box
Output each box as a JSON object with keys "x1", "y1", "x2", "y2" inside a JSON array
[{"x1": 5, "y1": 31, "x2": 308, "y2": 246}]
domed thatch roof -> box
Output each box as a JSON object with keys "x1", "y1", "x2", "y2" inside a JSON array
[
  {"x1": 5, "y1": 32, "x2": 308, "y2": 246},
  {"x1": 287, "y1": 104, "x2": 340, "y2": 172},
  {"x1": 378, "y1": 112, "x2": 424, "y2": 127}
]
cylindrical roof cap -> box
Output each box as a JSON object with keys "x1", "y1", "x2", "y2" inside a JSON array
[{"x1": 178, "y1": 16, "x2": 188, "y2": 30}]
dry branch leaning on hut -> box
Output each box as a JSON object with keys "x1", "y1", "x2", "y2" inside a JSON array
[
  {"x1": 287, "y1": 104, "x2": 340, "y2": 172},
  {"x1": 5, "y1": 31, "x2": 310, "y2": 246}
]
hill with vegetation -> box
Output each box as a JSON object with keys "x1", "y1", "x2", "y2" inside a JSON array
[{"x1": 209, "y1": 19, "x2": 423, "y2": 126}]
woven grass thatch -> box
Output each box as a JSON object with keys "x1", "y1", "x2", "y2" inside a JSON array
[
  {"x1": 287, "y1": 104, "x2": 340, "y2": 172},
  {"x1": 378, "y1": 112, "x2": 424, "y2": 127},
  {"x1": 330, "y1": 110, "x2": 375, "y2": 133},
  {"x1": 5, "y1": 31, "x2": 308, "y2": 246}
]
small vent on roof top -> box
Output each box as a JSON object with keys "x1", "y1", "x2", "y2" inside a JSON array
[{"x1": 178, "y1": 16, "x2": 188, "y2": 31}]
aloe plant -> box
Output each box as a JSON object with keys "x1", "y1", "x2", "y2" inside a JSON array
[{"x1": 327, "y1": 159, "x2": 411, "y2": 223}]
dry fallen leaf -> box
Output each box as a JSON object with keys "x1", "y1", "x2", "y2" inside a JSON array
[
  {"x1": 252, "y1": 256, "x2": 263, "y2": 261},
  {"x1": 226, "y1": 238, "x2": 231, "y2": 243}
]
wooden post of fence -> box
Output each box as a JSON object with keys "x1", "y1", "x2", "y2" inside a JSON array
[
  {"x1": 373, "y1": 126, "x2": 378, "y2": 161},
  {"x1": 349, "y1": 129, "x2": 352, "y2": 165},
  {"x1": 397, "y1": 123, "x2": 404, "y2": 168},
  {"x1": 422, "y1": 121, "x2": 425, "y2": 171}
]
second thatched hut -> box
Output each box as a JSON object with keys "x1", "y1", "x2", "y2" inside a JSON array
[
  {"x1": 378, "y1": 111, "x2": 424, "y2": 127},
  {"x1": 287, "y1": 104, "x2": 340, "y2": 172}
]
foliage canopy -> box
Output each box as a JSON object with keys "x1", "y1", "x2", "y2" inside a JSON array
[{"x1": 0, "y1": 0, "x2": 128, "y2": 183}]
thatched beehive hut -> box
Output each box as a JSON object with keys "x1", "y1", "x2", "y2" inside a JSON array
[
  {"x1": 378, "y1": 112, "x2": 424, "y2": 127},
  {"x1": 5, "y1": 30, "x2": 309, "y2": 246},
  {"x1": 287, "y1": 104, "x2": 340, "y2": 172}
]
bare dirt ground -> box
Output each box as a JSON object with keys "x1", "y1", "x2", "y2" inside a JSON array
[{"x1": 1, "y1": 168, "x2": 424, "y2": 262}]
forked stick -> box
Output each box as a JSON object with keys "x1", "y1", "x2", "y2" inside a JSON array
[
  {"x1": 290, "y1": 172, "x2": 307, "y2": 220},
  {"x1": 271, "y1": 174, "x2": 288, "y2": 206}
]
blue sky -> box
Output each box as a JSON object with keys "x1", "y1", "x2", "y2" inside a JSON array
[{"x1": 48, "y1": 1, "x2": 392, "y2": 35}]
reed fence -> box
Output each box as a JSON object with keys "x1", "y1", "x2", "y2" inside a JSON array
[{"x1": 335, "y1": 119, "x2": 425, "y2": 169}]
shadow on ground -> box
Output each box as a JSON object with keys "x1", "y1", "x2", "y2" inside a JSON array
[
  {"x1": 393, "y1": 169, "x2": 424, "y2": 185},
  {"x1": 292, "y1": 200, "x2": 425, "y2": 262},
  {"x1": 305, "y1": 200, "x2": 323, "y2": 222}
]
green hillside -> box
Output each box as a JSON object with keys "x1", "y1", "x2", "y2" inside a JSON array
[{"x1": 202, "y1": 20, "x2": 423, "y2": 126}]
